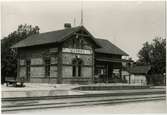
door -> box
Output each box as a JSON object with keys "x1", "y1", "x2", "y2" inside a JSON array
[{"x1": 95, "y1": 64, "x2": 107, "y2": 83}]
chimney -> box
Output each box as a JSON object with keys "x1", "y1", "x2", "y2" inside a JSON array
[{"x1": 64, "y1": 23, "x2": 71, "y2": 29}]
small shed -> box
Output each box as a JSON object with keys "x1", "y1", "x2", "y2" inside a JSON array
[{"x1": 128, "y1": 66, "x2": 151, "y2": 85}]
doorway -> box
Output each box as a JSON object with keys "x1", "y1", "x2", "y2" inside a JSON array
[{"x1": 95, "y1": 64, "x2": 108, "y2": 83}]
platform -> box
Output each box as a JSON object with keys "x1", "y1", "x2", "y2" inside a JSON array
[{"x1": 1, "y1": 83, "x2": 166, "y2": 98}]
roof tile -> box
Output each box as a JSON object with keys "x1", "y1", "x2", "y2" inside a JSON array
[
  {"x1": 95, "y1": 38, "x2": 128, "y2": 56},
  {"x1": 11, "y1": 26, "x2": 128, "y2": 56}
]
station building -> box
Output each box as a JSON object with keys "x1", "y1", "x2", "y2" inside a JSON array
[{"x1": 12, "y1": 24, "x2": 128, "y2": 84}]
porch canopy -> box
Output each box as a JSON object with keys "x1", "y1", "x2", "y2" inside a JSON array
[{"x1": 95, "y1": 57, "x2": 128, "y2": 63}]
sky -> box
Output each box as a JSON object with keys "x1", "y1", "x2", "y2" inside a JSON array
[{"x1": 1, "y1": 0, "x2": 166, "y2": 61}]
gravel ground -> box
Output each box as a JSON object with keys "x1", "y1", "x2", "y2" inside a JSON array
[{"x1": 6, "y1": 100, "x2": 167, "y2": 114}]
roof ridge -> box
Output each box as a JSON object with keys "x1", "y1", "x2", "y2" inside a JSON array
[
  {"x1": 38, "y1": 26, "x2": 81, "y2": 35},
  {"x1": 95, "y1": 38, "x2": 108, "y2": 40}
]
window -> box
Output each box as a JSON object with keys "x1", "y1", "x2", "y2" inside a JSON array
[
  {"x1": 73, "y1": 36, "x2": 85, "y2": 49},
  {"x1": 44, "y1": 58, "x2": 50, "y2": 77},
  {"x1": 78, "y1": 59, "x2": 82, "y2": 77},
  {"x1": 72, "y1": 59, "x2": 77, "y2": 77},
  {"x1": 72, "y1": 39, "x2": 75, "y2": 48},
  {"x1": 26, "y1": 59, "x2": 31, "y2": 81},
  {"x1": 80, "y1": 39, "x2": 84, "y2": 49},
  {"x1": 72, "y1": 58, "x2": 83, "y2": 77}
]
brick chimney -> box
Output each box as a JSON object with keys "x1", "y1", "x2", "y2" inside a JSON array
[{"x1": 64, "y1": 23, "x2": 71, "y2": 29}]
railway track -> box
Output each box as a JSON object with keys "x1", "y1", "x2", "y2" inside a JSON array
[{"x1": 2, "y1": 91, "x2": 166, "y2": 112}]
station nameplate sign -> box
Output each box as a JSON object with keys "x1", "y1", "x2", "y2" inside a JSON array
[{"x1": 62, "y1": 48, "x2": 92, "y2": 54}]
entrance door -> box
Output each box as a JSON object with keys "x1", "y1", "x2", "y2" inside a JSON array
[
  {"x1": 95, "y1": 64, "x2": 107, "y2": 83},
  {"x1": 26, "y1": 60, "x2": 31, "y2": 82}
]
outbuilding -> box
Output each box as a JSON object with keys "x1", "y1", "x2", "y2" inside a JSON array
[{"x1": 127, "y1": 65, "x2": 151, "y2": 85}]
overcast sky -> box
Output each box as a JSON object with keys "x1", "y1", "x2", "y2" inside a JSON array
[{"x1": 1, "y1": 1, "x2": 166, "y2": 61}]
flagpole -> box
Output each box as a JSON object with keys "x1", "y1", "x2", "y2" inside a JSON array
[{"x1": 81, "y1": 0, "x2": 83, "y2": 26}]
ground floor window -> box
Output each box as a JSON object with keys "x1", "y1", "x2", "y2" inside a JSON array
[
  {"x1": 78, "y1": 64, "x2": 81, "y2": 77},
  {"x1": 72, "y1": 65, "x2": 76, "y2": 77},
  {"x1": 26, "y1": 59, "x2": 31, "y2": 81},
  {"x1": 72, "y1": 57, "x2": 83, "y2": 77},
  {"x1": 44, "y1": 58, "x2": 51, "y2": 77}
]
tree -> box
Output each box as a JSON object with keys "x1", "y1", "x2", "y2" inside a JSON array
[
  {"x1": 137, "y1": 37, "x2": 166, "y2": 85},
  {"x1": 1, "y1": 24, "x2": 40, "y2": 84},
  {"x1": 138, "y1": 42, "x2": 153, "y2": 65},
  {"x1": 138, "y1": 37, "x2": 166, "y2": 74}
]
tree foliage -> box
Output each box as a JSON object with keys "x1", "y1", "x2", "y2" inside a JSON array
[
  {"x1": 137, "y1": 37, "x2": 166, "y2": 74},
  {"x1": 1, "y1": 24, "x2": 40, "y2": 83}
]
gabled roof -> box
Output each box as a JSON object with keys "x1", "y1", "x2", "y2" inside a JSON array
[
  {"x1": 129, "y1": 66, "x2": 151, "y2": 75},
  {"x1": 12, "y1": 26, "x2": 100, "y2": 48},
  {"x1": 95, "y1": 38, "x2": 128, "y2": 56},
  {"x1": 11, "y1": 26, "x2": 128, "y2": 56},
  {"x1": 12, "y1": 26, "x2": 80, "y2": 48}
]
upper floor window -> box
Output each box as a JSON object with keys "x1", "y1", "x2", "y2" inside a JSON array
[{"x1": 80, "y1": 39, "x2": 84, "y2": 49}]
